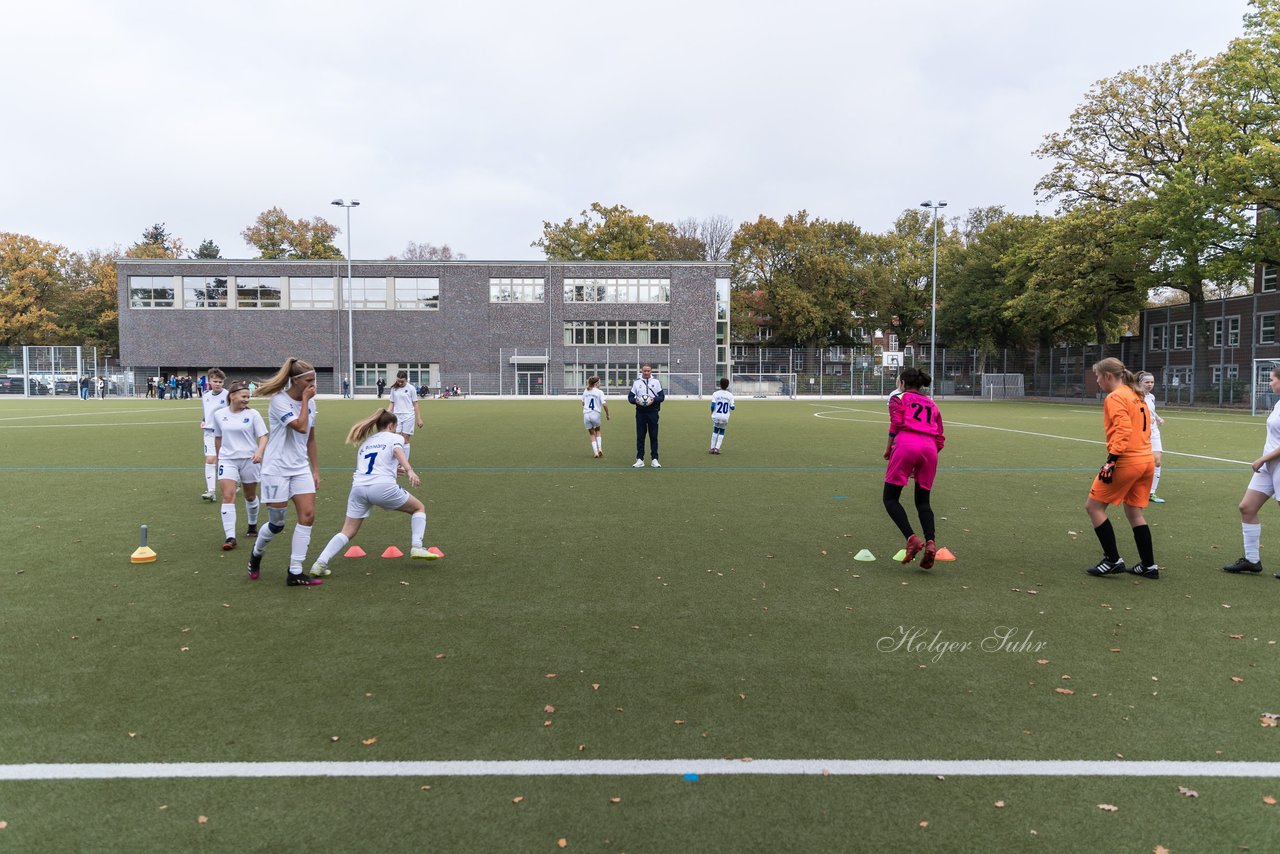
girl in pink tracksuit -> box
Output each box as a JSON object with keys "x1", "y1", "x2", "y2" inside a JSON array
[{"x1": 882, "y1": 367, "x2": 946, "y2": 568}]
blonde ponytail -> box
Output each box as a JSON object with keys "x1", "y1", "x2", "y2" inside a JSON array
[
  {"x1": 256, "y1": 357, "x2": 316, "y2": 396},
  {"x1": 346, "y1": 409, "x2": 398, "y2": 445}
]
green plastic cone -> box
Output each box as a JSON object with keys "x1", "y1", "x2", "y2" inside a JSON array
[{"x1": 854, "y1": 549, "x2": 876, "y2": 561}]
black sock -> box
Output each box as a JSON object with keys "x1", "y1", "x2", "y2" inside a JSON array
[
  {"x1": 914, "y1": 485, "x2": 935, "y2": 541},
  {"x1": 882, "y1": 483, "x2": 914, "y2": 539},
  {"x1": 1133, "y1": 524, "x2": 1155, "y2": 567},
  {"x1": 1093, "y1": 519, "x2": 1119, "y2": 561}
]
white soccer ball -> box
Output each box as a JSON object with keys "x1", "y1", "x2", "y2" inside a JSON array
[{"x1": 640, "y1": 395, "x2": 651, "y2": 407}]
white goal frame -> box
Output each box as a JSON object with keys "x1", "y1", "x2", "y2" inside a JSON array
[
  {"x1": 663, "y1": 372, "x2": 704, "y2": 398},
  {"x1": 980, "y1": 373, "x2": 1025, "y2": 400},
  {"x1": 732, "y1": 373, "x2": 798, "y2": 398},
  {"x1": 1252, "y1": 358, "x2": 1280, "y2": 415}
]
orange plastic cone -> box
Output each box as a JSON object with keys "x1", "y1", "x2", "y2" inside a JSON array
[
  {"x1": 935, "y1": 547, "x2": 956, "y2": 561},
  {"x1": 381, "y1": 546, "x2": 404, "y2": 559},
  {"x1": 344, "y1": 545, "x2": 366, "y2": 558},
  {"x1": 426, "y1": 546, "x2": 445, "y2": 559}
]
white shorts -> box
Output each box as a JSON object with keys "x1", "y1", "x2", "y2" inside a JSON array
[
  {"x1": 395, "y1": 415, "x2": 416, "y2": 436},
  {"x1": 1247, "y1": 464, "x2": 1280, "y2": 499},
  {"x1": 259, "y1": 472, "x2": 316, "y2": 503},
  {"x1": 218, "y1": 458, "x2": 261, "y2": 485},
  {"x1": 1150, "y1": 431, "x2": 1162, "y2": 453},
  {"x1": 346, "y1": 482, "x2": 412, "y2": 518},
  {"x1": 712, "y1": 417, "x2": 729, "y2": 429},
  {"x1": 202, "y1": 429, "x2": 216, "y2": 456},
  {"x1": 584, "y1": 412, "x2": 602, "y2": 430}
]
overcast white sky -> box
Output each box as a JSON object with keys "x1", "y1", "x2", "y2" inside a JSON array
[{"x1": 0, "y1": 0, "x2": 1255, "y2": 261}]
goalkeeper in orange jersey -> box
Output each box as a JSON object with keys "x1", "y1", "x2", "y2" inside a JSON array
[{"x1": 1085, "y1": 357, "x2": 1159, "y2": 579}]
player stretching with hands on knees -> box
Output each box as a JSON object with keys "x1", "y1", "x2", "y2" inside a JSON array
[
  {"x1": 1223, "y1": 365, "x2": 1280, "y2": 575},
  {"x1": 1085, "y1": 358, "x2": 1159, "y2": 579},
  {"x1": 709, "y1": 377, "x2": 735, "y2": 454},
  {"x1": 882, "y1": 367, "x2": 945, "y2": 568},
  {"x1": 582, "y1": 375, "x2": 609, "y2": 458},
  {"x1": 246, "y1": 358, "x2": 323, "y2": 586},
  {"x1": 211, "y1": 380, "x2": 267, "y2": 550},
  {"x1": 311, "y1": 409, "x2": 439, "y2": 577}
]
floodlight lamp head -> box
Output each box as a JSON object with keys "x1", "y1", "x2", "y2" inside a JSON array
[
  {"x1": 331, "y1": 199, "x2": 344, "y2": 206},
  {"x1": 920, "y1": 200, "x2": 932, "y2": 208},
  {"x1": 938, "y1": 200, "x2": 948, "y2": 208},
  {"x1": 351, "y1": 200, "x2": 360, "y2": 207}
]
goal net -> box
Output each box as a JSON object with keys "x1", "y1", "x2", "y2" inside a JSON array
[
  {"x1": 664, "y1": 372, "x2": 704, "y2": 398},
  {"x1": 732, "y1": 373, "x2": 798, "y2": 398},
  {"x1": 980, "y1": 373, "x2": 1025, "y2": 400},
  {"x1": 1252, "y1": 359, "x2": 1280, "y2": 416}
]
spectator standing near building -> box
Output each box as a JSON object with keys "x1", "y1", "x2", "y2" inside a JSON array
[
  {"x1": 628, "y1": 364, "x2": 665, "y2": 468},
  {"x1": 376, "y1": 376, "x2": 386, "y2": 398}
]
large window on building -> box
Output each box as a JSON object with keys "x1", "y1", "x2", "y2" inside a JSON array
[
  {"x1": 355, "y1": 363, "x2": 383, "y2": 388},
  {"x1": 343, "y1": 277, "x2": 388, "y2": 309},
  {"x1": 399, "y1": 362, "x2": 432, "y2": 388},
  {"x1": 563, "y1": 320, "x2": 670, "y2": 345},
  {"x1": 563, "y1": 362, "x2": 669, "y2": 393},
  {"x1": 291, "y1": 277, "x2": 336, "y2": 309},
  {"x1": 562, "y1": 278, "x2": 671, "y2": 303},
  {"x1": 129, "y1": 276, "x2": 175, "y2": 308},
  {"x1": 235, "y1": 277, "x2": 282, "y2": 309},
  {"x1": 1172, "y1": 321, "x2": 1190, "y2": 349},
  {"x1": 1211, "y1": 316, "x2": 1241, "y2": 348},
  {"x1": 1264, "y1": 265, "x2": 1277, "y2": 293},
  {"x1": 1149, "y1": 324, "x2": 1168, "y2": 351},
  {"x1": 1261, "y1": 314, "x2": 1277, "y2": 345},
  {"x1": 490, "y1": 278, "x2": 545, "y2": 303},
  {"x1": 182, "y1": 276, "x2": 228, "y2": 309},
  {"x1": 395, "y1": 278, "x2": 440, "y2": 310}
]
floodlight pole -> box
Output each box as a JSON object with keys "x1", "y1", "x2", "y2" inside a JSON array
[
  {"x1": 920, "y1": 200, "x2": 947, "y2": 392},
  {"x1": 332, "y1": 199, "x2": 360, "y2": 396}
]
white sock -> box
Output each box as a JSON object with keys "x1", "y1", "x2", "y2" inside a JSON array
[
  {"x1": 220, "y1": 503, "x2": 236, "y2": 538},
  {"x1": 290, "y1": 524, "x2": 312, "y2": 571},
  {"x1": 1151, "y1": 465, "x2": 1162, "y2": 494},
  {"x1": 710, "y1": 431, "x2": 717, "y2": 448},
  {"x1": 204, "y1": 464, "x2": 216, "y2": 492},
  {"x1": 1244, "y1": 522, "x2": 1262, "y2": 562},
  {"x1": 597, "y1": 436, "x2": 602, "y2": 452},
  {"x1": 411, "y1": 511, "x2": 426, "y2": 548},
  {"x1": 404, "y1": 444, "x2": 411, "y2": 461},
  {"x1": 245, "y1": 498, "x2": 260, "y2": 525},
  {"x1": 317, "y1": 532, "x2": 349, "y2": 565}
]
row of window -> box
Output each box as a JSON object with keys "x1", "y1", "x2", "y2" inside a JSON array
[
  {"x1": 1150, "y1": 316, "x2": 1278, "y2": 349},
  {"x1": 563, "y1": 363, "x2": 669, "y2": 390},
  {"x1": 489, "y1": 278, "x2": 675, "y2": 304},
  {"x1": 563, "y1": 321, "x2": 670, "y2": 346},
  {"x1": 129, "y1": 276, "x2": 440, "y2": 310}
]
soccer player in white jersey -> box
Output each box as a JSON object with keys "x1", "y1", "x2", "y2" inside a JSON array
[
  {"x1": 1224, "y1": 365, "x2": 1280, "y2": 576},
  {"x1": 212, "y1": 380, "x2": 268, "y2": 550},
  {"x1": 708, "y1": 377, "x2": 735, "y2": 454},
  {"x1": 199, "y1": 369, "x2": 229, "y2": 500},
  {"x1": 581, "y1": 375, "x2": 610, "y2": 458},
  {"x1": 310, "y1": 409, "x2": 441, "y2": 577},
  {"x1": 387, "y1": 370, "x2": 423, "y2": 462},
  {"x1": 246, "y1": 358, "x2": 323, "y2": 586},
  {"x1": 1138, "y1": 372, "x2": 1167, "y2": 503}
]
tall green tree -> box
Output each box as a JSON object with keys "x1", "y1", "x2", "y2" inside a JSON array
[
  {"x1": 728, "y1": 211, "x2": 877, "y2": 347},
  {"x1": 63, "y1": 249, "x2": 120, "y2": 348},
  {"x1": 533, "y1": 203, "x2": 704, "y2": 261},
  {"x1": 0, "y1": 233, "x2": 73, "y2": 345},
  {"x1": 241, "y1": 207, "x2": 342, "y2": 259},
  {"x1": 193, "y1": 239, "x2": 221, "y2": 259},
  {"x1": 1035, "y1": 51, "x2": 1250, "y2": 303},
  {"x1": 126, "y1": 222, "x2": 186, "y2": 259},
  {"x1": 1200, "y1": 0, "x2": 1280, "y2": 266}
]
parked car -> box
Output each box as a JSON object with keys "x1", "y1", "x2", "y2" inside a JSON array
[{"x1": 0, "y1": 376, "x2": 46, "y2": 395}]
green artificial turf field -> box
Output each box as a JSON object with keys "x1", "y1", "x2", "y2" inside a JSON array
[{"x1": 1, "y1": 395, "x2": 1277, "y2": 852}]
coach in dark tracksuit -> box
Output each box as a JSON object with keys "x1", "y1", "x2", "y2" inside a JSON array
[{"x1": 628, "y1": 364, "x2": 665, "y2": 468}]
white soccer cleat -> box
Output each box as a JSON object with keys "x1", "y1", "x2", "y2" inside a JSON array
[
  {"x1": 410, "y1": 547, "x2": 431, "y2": 560},
  {"x1": 633, "y1": 460, "x2": 645, "y2": 468},
  {"x1": 308, "y1": 561, "x2": 331, "y2": 578},
  {"x1": 651, "y1": 459, "x2": 661, "y2": 468},
  {"x1": 200, "y1": 491, "x2": 215, "y2": 502}
]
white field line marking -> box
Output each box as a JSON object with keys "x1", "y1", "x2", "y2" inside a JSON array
[
  {"x1": 4, "y1": 759, "x2": 1280, "y2": 780},
  {"x1": 812, "y1": 405, "x2": 1250, "y2": 466},
  {"x1": 0, "y1": 420, "x2": 194, "y2": 430},
  {"x1": 0, "y1": 408, "x2": 181, "y2": 423},
  {"x1": 1067, "y1": 409, "x2": 1261, "y2": 426}
]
